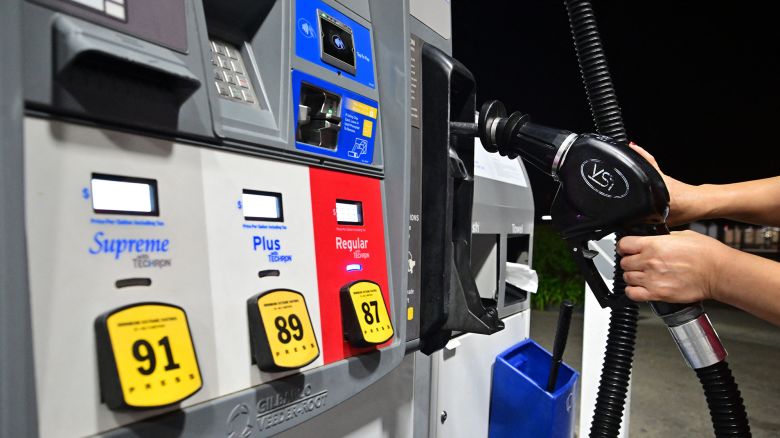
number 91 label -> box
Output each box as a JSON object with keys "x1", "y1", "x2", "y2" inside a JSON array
[
  {"x1": 95, "y1": 303, "x2": 202, "y2": 410},
  {"x1": 340, "y1": 280, "x2": 393, "y2": 347},
  {"x1": 247, "y1": 289, "x2": 320, "y2": 371}
]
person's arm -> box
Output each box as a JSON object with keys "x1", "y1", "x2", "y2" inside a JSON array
[
  {"x1": 618, "y1": 231, "x2": 780, "y2": 326},
  {"x1": 694, "y1": 177, "x2": 780, "y2": 227},
  {"x1": 630, "y1": 143, "x2": 780, "y2": 227}
]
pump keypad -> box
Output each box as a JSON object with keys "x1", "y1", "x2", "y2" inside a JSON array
[{"x1": 209, "y1": 39, "x2": 258, "y2": 106}]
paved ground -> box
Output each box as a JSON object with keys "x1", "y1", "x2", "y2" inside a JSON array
[{"x1": 530, "y1": 302, "x2": 780, "y2": 437}]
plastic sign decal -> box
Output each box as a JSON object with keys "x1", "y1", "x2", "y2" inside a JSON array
[
  {"x1": 340, "y1": 280, "x2": 393, "y2": 346},
  {"x1": 248, "y1": 290, "x2": 320, "y2": 371},
  {"x1": 95, "y1": 303, "x2": 202, "y2": 410}
]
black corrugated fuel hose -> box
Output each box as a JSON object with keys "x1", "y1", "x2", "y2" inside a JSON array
[
  {"x1": 563, "y1": 1, "x2": 750, "y2": 437},
  {"x1": 696, "y1": 362, "x2": 751, "y2": 436},
  {"x1": 563, "y1": 1, "x2": 637, "y2": 436}
]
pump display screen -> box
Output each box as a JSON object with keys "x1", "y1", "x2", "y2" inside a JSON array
[
  {"x1": 336, "y1": 199, "x2": 363, "y2": 225},
  {"x1": 91, "y1": 174, "x2": 158, "y2": 216},
  {"x1": 242, "y1": 190, "x2": 284, "y2": 222}
]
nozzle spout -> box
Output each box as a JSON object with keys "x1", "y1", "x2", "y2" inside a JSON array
[
  {"x1": 449, "y1": 100, "x2": 578, "y2": 177},
  {"x1": 449, "y1": 121, "x2": 478, "y2": 137},
  {"x1": 473, "y1": 101, "x2": 576, "y2": 176}
]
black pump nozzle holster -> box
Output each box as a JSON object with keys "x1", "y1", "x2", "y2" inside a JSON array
[{"x1": 417, "y1": 45, "x2": 504, "y2": 355}]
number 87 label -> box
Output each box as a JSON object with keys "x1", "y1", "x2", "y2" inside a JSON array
[
  {"x1": 340, "y1": 280, "x2": 394, "y2": 347},
  {"x1": 247, "y1": 289, "x2": 320, "y2": 371},
  {"x1": 95, "y1": 303, "x2": 202, "y2": 410}
]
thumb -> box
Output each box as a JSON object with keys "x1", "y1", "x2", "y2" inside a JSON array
[{"x1": 629, "y1": 142, "x2": 660, "y2": 171}]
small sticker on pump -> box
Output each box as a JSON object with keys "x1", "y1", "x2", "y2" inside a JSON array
[{"x1": 346, "y1": 99, "x2": 378, "y2": 119}]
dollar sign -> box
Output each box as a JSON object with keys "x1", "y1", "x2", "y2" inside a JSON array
[
  {"x1": 82, "y1": 188, "x2": 89, "y2": 199},
  {"x1": 237, "y1": 200, "x2": 242, "y2": 209}
]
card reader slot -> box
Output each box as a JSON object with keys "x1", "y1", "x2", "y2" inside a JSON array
[{"x1": 297, "y1": 83, "x2": 342, "y2": 149}]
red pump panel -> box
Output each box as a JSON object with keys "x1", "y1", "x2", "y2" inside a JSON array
[{"x1": 309, "y1": 167, "x2": 392, "y2": 364}]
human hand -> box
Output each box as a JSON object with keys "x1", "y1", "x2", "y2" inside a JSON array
[
  {"x1": 629, "y1": 142, "x2": 704, "y2": 226},
  {"x1": 617, "y1": 230, "x2": 730, "y2": 303}
]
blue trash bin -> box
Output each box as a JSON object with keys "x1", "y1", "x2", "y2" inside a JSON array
[{"x1": 488, "y1": 339, "x2": 579, "y2": 438}]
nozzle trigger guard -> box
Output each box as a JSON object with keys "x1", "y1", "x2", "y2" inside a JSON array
[{"x1": 566, "y1": 233, "x2": 632, "y2": 309}]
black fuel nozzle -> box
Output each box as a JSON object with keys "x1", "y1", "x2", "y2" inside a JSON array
[
  {"x1": 455, "y1": 101, "x2": 728, "y2": 369},
  {"x1": 467, "y1": 100, "x2": 670, "y2": 240},
  {"x1": 456, "y1": 100, "x2": 672, "y2": 308}
]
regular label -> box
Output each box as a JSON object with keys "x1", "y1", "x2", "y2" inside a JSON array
[
  {"x1": 248, "y1": 290, "x2": 319, "y2": 371},
  {"x1": 340, "y1": 280, "x2": 393, "y2": 346},
  {"x1": 95, "y1": 303, "x2": 202, "y2": 410}
]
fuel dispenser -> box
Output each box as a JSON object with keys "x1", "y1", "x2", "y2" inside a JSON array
[{"x1": 4, "y1": 0, "x2": 411, "y2": 436}]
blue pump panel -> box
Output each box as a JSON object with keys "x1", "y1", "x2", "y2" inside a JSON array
[
  {"x1": 295, "y1": 0, "x2": 376, "y2": 88},
  {"x1": 292, "y1": 70, "x2": 378, "y2": 165}
]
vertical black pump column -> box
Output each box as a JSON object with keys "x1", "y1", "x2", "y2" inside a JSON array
[{"x1": 417, "y1": 43, "x2": 504, "y2": 355}]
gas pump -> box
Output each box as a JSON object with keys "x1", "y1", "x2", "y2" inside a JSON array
[{"x1": 4, "y1": 0, "x2": 410, "y2": 437}]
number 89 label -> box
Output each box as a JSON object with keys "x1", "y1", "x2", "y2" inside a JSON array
[
  {"x1": 95, "y1": 303, "x2": 202, "y2": 410},
  {"x1": 248, "y1": 289, "x2": 320, "y2": 371}
]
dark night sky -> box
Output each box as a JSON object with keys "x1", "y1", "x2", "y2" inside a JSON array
[{"x1": 452, "y1": 1, "x2": 780, "y2": 217}]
